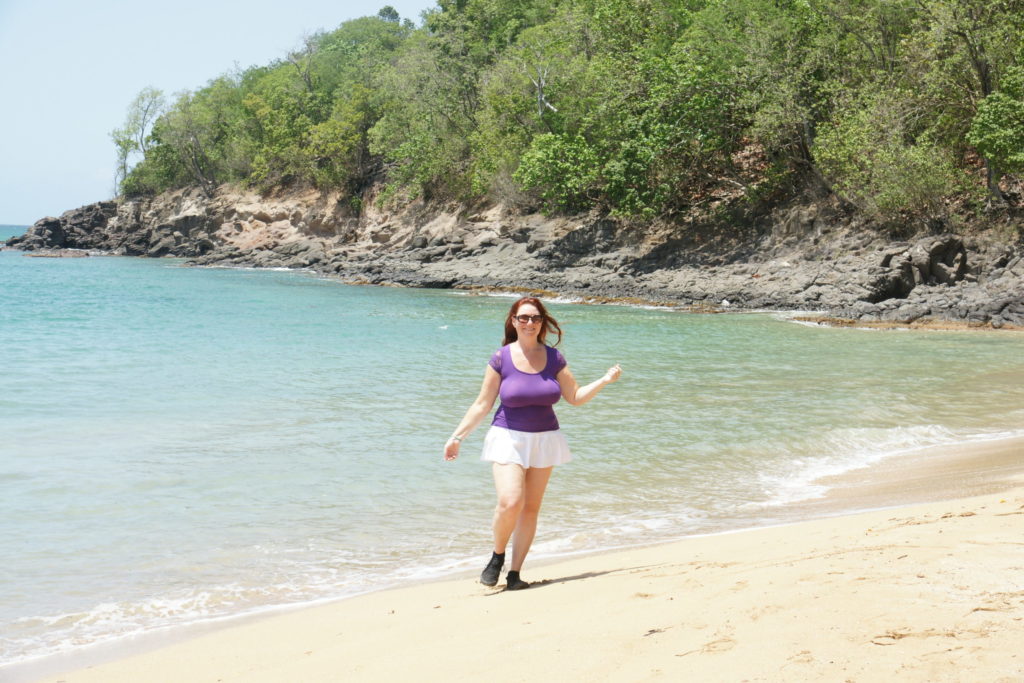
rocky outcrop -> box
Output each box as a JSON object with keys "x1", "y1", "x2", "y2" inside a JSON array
[
  {"x1": 6, "y1": 185, "x2": 1023, "y2": 328},
  {"x1": 9, "y1": 202, "x2": 118, "y2": 251},
  {"x1": 828, "y1": 235, "x2": 1024, "y2": 328}
]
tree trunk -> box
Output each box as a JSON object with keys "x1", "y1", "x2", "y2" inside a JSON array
[{"x1": 984, "y1": 159, "x2": 1006, "y2": 206}]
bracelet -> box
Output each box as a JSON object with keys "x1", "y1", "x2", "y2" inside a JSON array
[{"x1": 451, "y1": 435, "x2": 463, "y2": 443}]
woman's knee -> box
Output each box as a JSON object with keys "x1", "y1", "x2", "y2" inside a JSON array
[
  {"x1": 496, "y1": 493, "x2": 525, "y2": 516},
  {"x1": 520, "y1": 498, "x2": 543, "y2": 517}
]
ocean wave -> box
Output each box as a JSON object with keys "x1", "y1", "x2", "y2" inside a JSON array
[{"x1": 753, "y1": 424, "x2": 1024, "y2": 508}]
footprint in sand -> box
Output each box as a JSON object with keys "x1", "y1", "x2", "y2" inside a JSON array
[
  {"x1": 748, "y1": 604, "x2": 783, "y2": 621},
  {"x1": 702, "y1": 637, "x2": 736, "y2": 653},
  {"x1": 675, "y1": 636, "x2": 736, "y2": 657}
]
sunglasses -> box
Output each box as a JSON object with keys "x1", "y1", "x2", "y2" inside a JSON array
[{"x1": 515, "y1": 314, "x2": 544, "y2": 324}]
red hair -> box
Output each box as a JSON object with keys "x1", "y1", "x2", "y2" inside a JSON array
[{"x1": 503, "y1": 297, "x2": 562, "y2": 346}]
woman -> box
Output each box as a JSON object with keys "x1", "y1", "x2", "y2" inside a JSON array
[{"x1": 444, "y1": 297, "x2": 621, "y2": 590}]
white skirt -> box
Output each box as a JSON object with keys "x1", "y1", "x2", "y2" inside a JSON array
[{"x1": 481, "y1": 426, "x2": 572, "y2": 469}]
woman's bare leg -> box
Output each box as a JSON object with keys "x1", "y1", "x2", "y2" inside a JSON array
[
  {"x1": 491, "y1": 463, "x2": 526, "y2": 553},
  {"x1": 510, "y1": 466, "x2": 553, "y2": 571}
]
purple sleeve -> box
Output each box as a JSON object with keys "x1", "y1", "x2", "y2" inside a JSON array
[
  {"x1": 552, "y1": 348, "x2": 567, "y2": 373},
  {"x1": 488, "y1": 348, "x2": 502, "y2": 372}
]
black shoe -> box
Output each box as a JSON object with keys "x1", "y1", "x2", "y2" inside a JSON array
[
  {"x1": 505, "y1": 570, "x2": 529, "y2": 591},
  {"x1": 480, "y1": 552, "x2": 504, "y2": 586}
]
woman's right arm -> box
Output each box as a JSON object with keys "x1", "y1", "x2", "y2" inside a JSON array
[{"x1": 444, "y1": 366, "x2": 501, "y2": 461}]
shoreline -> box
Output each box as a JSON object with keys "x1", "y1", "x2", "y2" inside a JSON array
[
  {"x1": 7, "y1": 189, "x2": 1024, "y2": 330},
  {"x1": 6, "y1": 246, "x2": 1023, "y2": 333},
  {"x1": 10, "y1": 433, "x2": 1024, "y2": 683}
]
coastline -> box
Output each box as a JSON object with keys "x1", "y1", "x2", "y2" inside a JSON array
[
  {"x1": 16, "y1": 434, "x2": 1024, "y2": 683},
  {"x1": 6, "y1": 187, "x2": 1023, "y2": 329}
]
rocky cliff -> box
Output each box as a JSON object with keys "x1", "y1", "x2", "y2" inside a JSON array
[{"x1": 6, "y1": 185, "x2": 1024, "y2": 328}]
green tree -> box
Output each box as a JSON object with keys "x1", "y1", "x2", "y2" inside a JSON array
[
  {"x1": 470, "y1": 7, "x2": 592, "y2": 200},
  {"x1": 378, "y1": 5, "x2": 400, "y2": 22},
  {"x1": 370, "y1": 0, "x2": 561, "y2": 201},
  {"x1": 156, "y1": 77, "x2": 249, "y2": 196},
  {"x1": 968, "y1": 65, "x2": 1024, "y2": 178},
  {"x1": 514, "y1": 133, "x2": 601, "y2": 210},
  {"x1": 111, "y1": 87, "x2": 166, "y2": 193},
  {"x1": 814, "y1": 88, "x2": 965, "y2": 221},
  {"x1": 242, "y1": 64, "x2": 331, "y2": 187},
  {"x1": 904, "y1": 0, "x2": 1024, "y2": 199}
]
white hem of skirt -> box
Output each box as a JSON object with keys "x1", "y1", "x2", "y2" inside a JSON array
[{"x1": 480, "y1": 426, "x2": 572, "y2": 469}]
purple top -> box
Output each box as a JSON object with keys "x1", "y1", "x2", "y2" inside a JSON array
[{"x1": 488, "y1": 344, "x2": 567, "y2": 433}]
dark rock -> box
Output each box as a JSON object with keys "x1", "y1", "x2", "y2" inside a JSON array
[
  {"x1": 282, "y1": 256, "x2": 313, "y2": 269},
  {"x1": 8, "y1": 216, "x2": 66, "y2": 250},
  {"x1": 864, "y1": 260, "x2": 916, "y2": 302},
  {"x1": 909, "y1": 234, "x2": 967, "y2": 285},
  {"x1": 147, "y1": 236, "x2": 176, "y2": 258},
  {"x1": 504, "y1": 226, "x2": 530, "y2": 243},
  {"x1": 418, "y1": 277, "x2": 458, "y2": 289},
  {"x1": 543, "y1": 219, "x2": 617, "y2": 266},
  {"x1": 415, "y1": 245, "x2": 449, "y2": 263},
  {"x1": 277, "y1": 239, "x2": 318, "y2": 256},
  {"x1": 880, "y1": 303, "x2": 930, "y2": 323},
  {"x1": 997, "y1": 299, "x2": 1024, "y2": 326},
  {"x1": 8, "y1": 202, "x2": 118, "y2": 252},
  {"x1": 194, "y1": 238, "x2": 216, "y2": 255}
]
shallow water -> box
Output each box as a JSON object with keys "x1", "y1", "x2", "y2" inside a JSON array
[{"x1": 2, "y1": 248, "x2": 1023, "y2": 667}]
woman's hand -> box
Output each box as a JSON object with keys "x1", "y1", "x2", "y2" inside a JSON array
[
  {"x1": 444, "y1": 437, "x2": 461, "y2": 461},
  {"x1": 603, "y1": 364, "x2": 622, "y2": 384}
]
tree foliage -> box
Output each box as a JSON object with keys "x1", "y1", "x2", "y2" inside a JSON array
[
  {"x1": 111, "y1": 87, "x2": 166, "y2": 193},
  {"x1": 115, "y1": 0, "x2": 1024, "y2": 220},
  {"x1": 814, "y1": 89, "x2": 965, "y2": 220},
  {"x1": 969, "y1": 64, "x2": 1024, "y2": 175}
]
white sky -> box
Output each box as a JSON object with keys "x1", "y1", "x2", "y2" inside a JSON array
[{"x1": 0, "y1": 0, "x2": 436, "y2": 225}]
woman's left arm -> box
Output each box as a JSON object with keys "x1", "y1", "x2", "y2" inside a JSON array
[{"x1": 558, "y1": 363, "x2": 621, "y2": 407}]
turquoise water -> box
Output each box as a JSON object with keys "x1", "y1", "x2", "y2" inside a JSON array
[
  {"x1": 2, "y1": 247, "x2": 1024, "y2": 668},
  {"x1": 0, "y1": 225, "x2": 27, "y2": 241}
]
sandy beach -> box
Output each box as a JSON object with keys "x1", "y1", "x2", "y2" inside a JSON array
[{"x1": 20, "y1": 436, "x2": 1024, "y2": 683}]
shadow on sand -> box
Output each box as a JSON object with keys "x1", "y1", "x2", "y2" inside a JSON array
[{"x1": 482, "y1": 564, "x2": 660, "y2": 595}]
